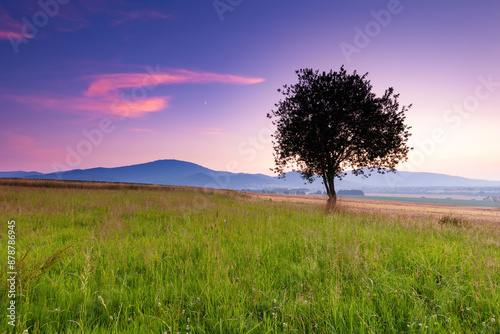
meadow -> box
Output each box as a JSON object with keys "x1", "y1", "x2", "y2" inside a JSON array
[{"x1": 1, "y1": 180, "x2": 500, "y2": 333}]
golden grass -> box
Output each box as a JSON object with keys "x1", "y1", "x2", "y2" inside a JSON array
[
  {"x1": 0, "y1": 178, "x2": 241, "y2": 197},
  {"x1": 2, "y1": 177, "x2": 498, "y2": 225},
  {"x1": 246, "y1": 191, "x2": 500, "y2": 235}
]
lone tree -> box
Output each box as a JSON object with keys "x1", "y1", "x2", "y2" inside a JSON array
[{"x1": 267, "y1": 67, "x2": 412, "y2": 210}]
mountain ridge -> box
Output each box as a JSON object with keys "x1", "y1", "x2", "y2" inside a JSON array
[{"x1": 1, "y1": 159, "x2": 499, "y2": 190}]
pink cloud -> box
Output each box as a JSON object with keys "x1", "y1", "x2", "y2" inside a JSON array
[
  {"x1": 0, "y1": 4, "x2": 33, "y2": 41},
  {"x1": 4, "y1": 68, "x2": 264, "y2": 119},
  {"x1": 3, "y1": 93, "x2": 170, "y2": 118},
  {"x1": 0, "y1": 130, "x2": 64, "y2": 166},
  {"x1": 3, "y1": 131, "x2": 34, "y2": 149},
  {"x1": 85, "y1": 68, "x2": 265, "y2": 97},
  {"x1": 99, "y1": 96, "x2": 170, "y2": 118},
  {"x1": 52, "y1": 5, "x2": 89, "y2": 32},
  {"x1": 113, "y1": 9, "x2": 172, "y2": 25}
]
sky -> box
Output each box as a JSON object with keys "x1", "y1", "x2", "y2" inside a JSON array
[{"x1": 1, "y1": 0, "x2": 499, "y2": 181}]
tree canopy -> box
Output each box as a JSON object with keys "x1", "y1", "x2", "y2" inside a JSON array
[{"x1": 267, "y1": 67, "x2": 412, "y2": 209}]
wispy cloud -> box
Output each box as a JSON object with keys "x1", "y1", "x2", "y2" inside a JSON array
[
  {"x1": 3, "y1": 93, "x2": 170, "y2": 118},
  {"x1": 3, "y1": 131, "x2": 34, "y2": 149},
  {"x1": 0, "y1": 130, "x2": 63, "y2": 165},
  {"x1": 3, "y1": 67, "x2": 265, "y2": 119},
  {"x1": 53, "y1": 8, "x2": 89, "y2": 32},
  {"x1": 113, "y1": 9, "x2": 172, "y2": 25},
  {"x1": 0, "y1": 4, "x2": 33, "y2": 40},
  {"x1": 85, "y1": 68, "x2": 265, "y2": 97}
]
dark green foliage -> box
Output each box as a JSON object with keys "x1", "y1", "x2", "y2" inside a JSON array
[{"x1": 268, "y1": 67, "x2": 412, "y2": 207}]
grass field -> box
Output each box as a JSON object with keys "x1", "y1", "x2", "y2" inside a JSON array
[{"x1": 1, "y1": 180, "x2": 500, "y2": 333}]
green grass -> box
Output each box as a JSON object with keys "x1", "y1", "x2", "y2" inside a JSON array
[{"x1": 1, "y1": 184, "x2": 499, "y2": 333}]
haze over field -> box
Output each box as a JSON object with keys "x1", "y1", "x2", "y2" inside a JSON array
[{"x1": 1, "y1": 0, "x2": 499, "y2": 181}]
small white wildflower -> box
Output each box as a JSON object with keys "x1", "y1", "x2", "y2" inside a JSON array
[
  {"x1": 283, "y1": 323, "x2": 287, "y2": 328},
  {"x1": 187, "y1": 317, "x2": 190, "y2": 323},
  {"x1": 273, "y1": 299, "x2": 277, "y2": 303},
  {"x1": 490, "y1": 318, "x2": 496, "y2": 323},
  {"x1": 419, "y1": 323, "x2": 422, "y2": 327}
]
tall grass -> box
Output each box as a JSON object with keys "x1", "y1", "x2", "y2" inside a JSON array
[{"x1": 1, "y1": 184, "x2": 499, "y2": 333}]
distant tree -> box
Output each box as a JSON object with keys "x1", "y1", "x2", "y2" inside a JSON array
[
  {"x1": 267, "y1": 67, "x2": 412, "y2": 210},
  {"x1": 338, "y1": 189, "x2": 365, "y2": 196}
]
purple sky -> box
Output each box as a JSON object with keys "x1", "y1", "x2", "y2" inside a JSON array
[{"x1": 1, "y1": 0, "x2": 499, "y2": 180}]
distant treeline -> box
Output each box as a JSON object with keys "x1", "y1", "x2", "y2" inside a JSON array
[
  {"x1": 338, "y1": 189, "x2": 365, "y2": 196},
  {"x1": 242, "y1": 188, "x2": 311, "y2": 195},
  {"x1": 242, "y1": 188, "x2": 366, "y2": 196}
]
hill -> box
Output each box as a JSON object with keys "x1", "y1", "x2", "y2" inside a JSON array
[{"x1": 1, "y1": 159, "x2": 500, "y2": 191}]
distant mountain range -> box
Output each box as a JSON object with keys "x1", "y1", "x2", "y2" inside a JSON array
[{"x1": 1, "y1": 159, "x2": 500, "y2": 191}]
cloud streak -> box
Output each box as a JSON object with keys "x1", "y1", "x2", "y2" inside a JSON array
[
  {"x1": 85, "y1": 68, "x2": 265, "y2": 97},
  {"x1": 113, "y1": 9, "x2": 172, "y2": 25},
  {"x1": 0, "y1": 130, "x2": 63, "y2": 167},
  {"x1": 2, "y1": 93, "x2": 170, "y2": 119},
  {"x1": 0, "y1": 4, "x2": 33, "y2": 41},
  {"x1": 3, "y1": 67, "x2": 265, "y2": 118}
]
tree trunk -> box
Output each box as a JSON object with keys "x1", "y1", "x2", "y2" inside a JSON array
[
  {"x1": 326, "y1": 194, "x2": 337, "y2": 211},
  {"x1": 324, "y1": 173, "x2": 337, "y2": 212}
]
